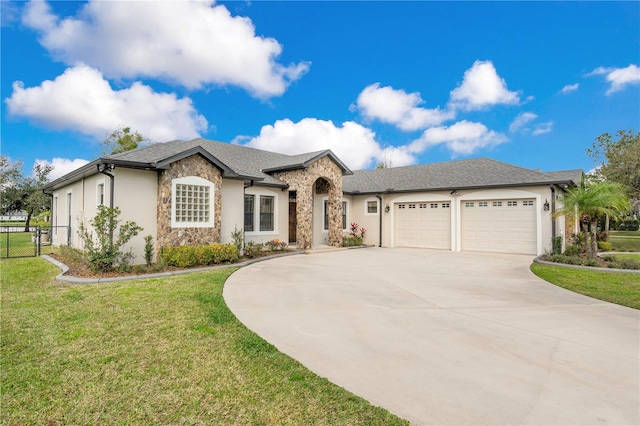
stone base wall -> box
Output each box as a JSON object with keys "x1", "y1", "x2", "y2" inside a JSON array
[
  {"x1": 273, "y1": 155, "x2": 344, "y2": 248},
  {"x1": 157, "y1": 155, "x2": 222, "y2": 249}
]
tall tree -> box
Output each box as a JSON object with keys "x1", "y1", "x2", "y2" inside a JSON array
[
  {"x1": 587, "y1": 130, "x2": 640, "y2": 199},
  {"x1": 555, "y1": 180, "x2": 631, "y2": 259},
  {"x1": 0, "y1": 158, "x2": 53, "y2": 231},
  {"x1": 100, "y1": 127, "x2": 148, "y2": 156}
]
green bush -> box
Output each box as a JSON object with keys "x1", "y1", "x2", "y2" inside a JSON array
[
  {"x1": 597, "y1": 241, "x2": 613, "y2": 252},
  {"x1": 162, "y1": 243, "x2": 239, "y2": 267},
  {"x1": 551, "y1": 236, "x2": 563, "y2": 255},
  {"x1": 78, "y1": 205, "x2": 143, "y2": 272},
  {"x1": 564, "y1": 245, "x2": 582, "y2": 256},
  {"x1": 342, "y1": 236, "x2": 363, "y2": 247}
]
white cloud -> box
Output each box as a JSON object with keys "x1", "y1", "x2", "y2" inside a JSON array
[
  {"x1": 5, "y1": 65, "x2": 207, "y2": 141},
  {"x1": 408, "y1": 121, "x2": 508, "y2": 156},
  {"x1": 509, "y1": 112, "x2": 538, "y2": 133},
  {"x1": 588, "y1": 64, "x2": 640, "y2": 95},
  {"x1": 449, "y1": 60, "x2": 520, "y2": 110},
  {"x1": 355, "y1": 83, "x2": 454, "y2": 131},
  {"x1": 532, "y1": 121, "x2": 553, "y2": 135},
  {"x1": 560, "y1": 83, "x2": 579, "y2": 94},
  {"x1": 234, "y1": 118, "x2": 384, "y2": 170},
  {"x1": 22, "y1": 0, "x2": 309, "y2": 98},
  {"x1": 35, "y1": 158, "x2": 90, "y2": 181}
]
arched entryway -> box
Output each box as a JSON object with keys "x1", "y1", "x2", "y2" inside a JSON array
[{"x1": 271, "y1": 155, "x2": 345, "y2": 249}]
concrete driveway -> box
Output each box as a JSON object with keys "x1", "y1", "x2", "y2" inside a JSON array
[{"x1": 223, "y1": 248, "x2": 639, "y2": 425}]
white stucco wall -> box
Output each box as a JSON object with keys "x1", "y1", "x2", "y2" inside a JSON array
[
  {"x1": 348, "y1": 195, "x2": 381, "y2": 246},
  {"x1": 220, "y1": 179, "x2": 244, "y2": 245},
  {"x1": 51, "y1": 168, "x2": 157, "y2": 264},
  {"x1": 113, "y1": 168, "x2": 158, "y2": 264},
  {"x1": 353, "y1": 185, "x2": 557, "y2": 255}
]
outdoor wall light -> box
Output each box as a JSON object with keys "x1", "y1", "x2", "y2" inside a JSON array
[
  {"x1": 450, "y1": 190, "x2": 459, "y2": 195},
  {"x1": 385, "y1": 204, "x2": 390, "y2": 213},
  {"x1": 543, "y1": 199, "x2": 550, "y2": 211}
]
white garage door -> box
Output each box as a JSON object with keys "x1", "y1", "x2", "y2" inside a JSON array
[
  {"x1": 462, "y1": 199, "x2": 537, "y2": 254},
  {"x1": 395, "y1": 202, "x2": 451, "y2": 249}
]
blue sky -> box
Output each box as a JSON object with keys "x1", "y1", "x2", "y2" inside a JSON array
[{"x1": 2, "y1": 1, "x2": 639, "y2": 181}]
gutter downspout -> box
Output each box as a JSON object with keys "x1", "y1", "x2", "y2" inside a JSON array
[
  {"x1": 376, "y1": 194, "x2": 383, "y2": 247},
  {"x1": 550, "y1": 185, "x2": 556, "y2": 239}
]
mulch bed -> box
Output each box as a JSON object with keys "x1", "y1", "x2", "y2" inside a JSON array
[{"x1": 48, "y1": 250, "x2": 295, "y2": 279}]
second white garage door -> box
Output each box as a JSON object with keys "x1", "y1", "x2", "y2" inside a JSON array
[
  {"x1": 462, "y1": 199, "x2": 537, "y2": 255},
  {"x1": 395, "y1": 202, "x2": 451, "y2": 250}
]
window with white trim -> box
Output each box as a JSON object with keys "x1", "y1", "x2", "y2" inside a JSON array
[
  {"x1": 409, "y1": 203, "x2": 416, "y2": 209},
  {"x1": 259, "y1": 196, "x2": 275, "y2": 231},
  {"x1": 324, "y1": 200, "x2": 348, "y2": 230},
  {"x1": 366, "y1": 200, "x2": 379, "y2": 215},
  {"x1": 465, "y1": 202, "x2": 474, "y2": 207},
  {"x1": 523, "y1": 200, "x2": 534, "y2": 206},
  {"x1": 244, "y1": 195, "x2": 255, "y2": 231},
  {"x1": 493, "y1": 201, "x2": 502, "y2": 207},
  {"x1": 429, "y1": 203, "x2": 438, "y2": 208},
  {"x1": 507, "y1": 201, "x2": 518, "y2": 207},
  {"x1": 171, "y1": 176, "x2": 214, "y2": 228},
  {"x1": 398, "y1": 204, "x2": 406, "y2": 209},
  {"x1": 97, "y1": 182, "x2": 105, "y2": 206},
  {"x1": 442, "y1": 203, "x2": 450, "y2": 208},
  {"x1": 479, "y1": 201, "x2": 488, "y2": 207}
]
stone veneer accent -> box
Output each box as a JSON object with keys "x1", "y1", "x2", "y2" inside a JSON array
[
  {"x1": 157, "y1": 155, "x2": 222, "y2": 250},
  {"x1": 273, "y1": 155, "x2": 344, "y2": 249}
]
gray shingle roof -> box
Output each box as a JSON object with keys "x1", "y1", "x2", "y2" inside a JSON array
[
  {"x1": 343, "y1": 158, "x2": 582, "y2": 194},
  {"x1": 42, "y1": 139, "x2": 582, "y2": 194}
]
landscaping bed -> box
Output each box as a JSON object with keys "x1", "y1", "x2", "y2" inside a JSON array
[
  {"x1": 539, "y1": 253, "x2": 640, "y2": 270},
  {"x1": 48, "y1": 245, "x2": 298, "y2": 279}
]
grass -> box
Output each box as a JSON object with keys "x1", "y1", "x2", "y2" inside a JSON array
[
  {"x1": 608, "y1": 230, "x2": 640, "y2": 252},
  {"x1": 1, "y1": 257, "x2": 407, "y2": 425},
  {"x1": 531, "y1": 263, "x2": 640, "y2": 310}
]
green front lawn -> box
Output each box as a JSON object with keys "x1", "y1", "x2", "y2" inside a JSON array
[
  {"x1": 1, "y1": 257, "x2": 407, "y2": 425},
  {"x1": 531, "y1": 263, "x2": 640, "y2": 310}
]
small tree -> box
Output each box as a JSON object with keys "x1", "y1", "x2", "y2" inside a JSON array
[
  {"x1": 555, "y1": 181, "x2": 630, "y2": 259},
  {"x1": 0, "y1": 157, "x2": 53, "y2": 231},
  {"x1": 79, "y1": 205, "x2": 143, "y2": 272},
  {"x1": 101, "y1": 126, "x2": 149, "y2": 156}
]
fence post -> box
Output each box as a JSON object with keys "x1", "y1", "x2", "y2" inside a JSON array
[
  {"x1": 5, "y1": 230, "x2": 8, "y2": 258},
  {"x1": 36, "y1": 226, "x2": 41, "y2": 256}
]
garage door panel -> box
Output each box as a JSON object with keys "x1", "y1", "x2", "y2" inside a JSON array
[
  {"x1": 462, "y1": 199, "x2": 537, "y2": 255},
  {"x1": 395, "y1": 202, "x2": 451, "y2": 250}
]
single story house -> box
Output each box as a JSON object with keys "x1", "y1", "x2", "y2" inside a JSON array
[{"x1": 42, "y1": 138, "x2": 582, "y2": 262}]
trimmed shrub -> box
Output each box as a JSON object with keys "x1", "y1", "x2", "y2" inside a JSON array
[
  {"x1": 597, "y1": 241, "x2": 613, "y2": 252},
  {"x1": 162, "y1": 243, "x2": 239, "y2": 268},
  {"x1": 563, "y1": 245, "x2": 582, "y2": 256}
]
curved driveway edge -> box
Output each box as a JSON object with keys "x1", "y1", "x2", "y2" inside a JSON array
[{"x1": 224, "y1": 247, "x2": 639, "y2": 425}]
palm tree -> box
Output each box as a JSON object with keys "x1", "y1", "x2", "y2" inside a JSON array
[{"x1": 555, "y1": 181, "x2": 631, "y2": 258}]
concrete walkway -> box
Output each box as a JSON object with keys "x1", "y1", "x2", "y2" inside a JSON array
[{"x1": 224, "y1": 247, "x2": 639, "y2": 425}]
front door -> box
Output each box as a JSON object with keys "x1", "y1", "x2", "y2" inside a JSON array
[{"x1": 289, "y1": 201, "x2": 297, "y2": 243}]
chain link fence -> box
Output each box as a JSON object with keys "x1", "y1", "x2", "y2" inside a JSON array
[{"x1": 0, "y1": 226, "x2": 70, "y2": 258}]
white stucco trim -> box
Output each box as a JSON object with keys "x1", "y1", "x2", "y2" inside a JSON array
[
  {"x1": 170, "y1": 176, "x2": 215, "y2": 229},
  {"x1": 363, "y1": 197, "x2": 380, "y2": 216},
  {"x1": 244, "y1": 187, "x2": 279, "y2": 237},
  {"x1": 455, "y1": 188, "x2": 543, "y2": 255}
]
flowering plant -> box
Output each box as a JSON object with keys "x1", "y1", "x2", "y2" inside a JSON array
[{"x1": 266, "y1": 238, "x2": 288, "y2": 251}]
